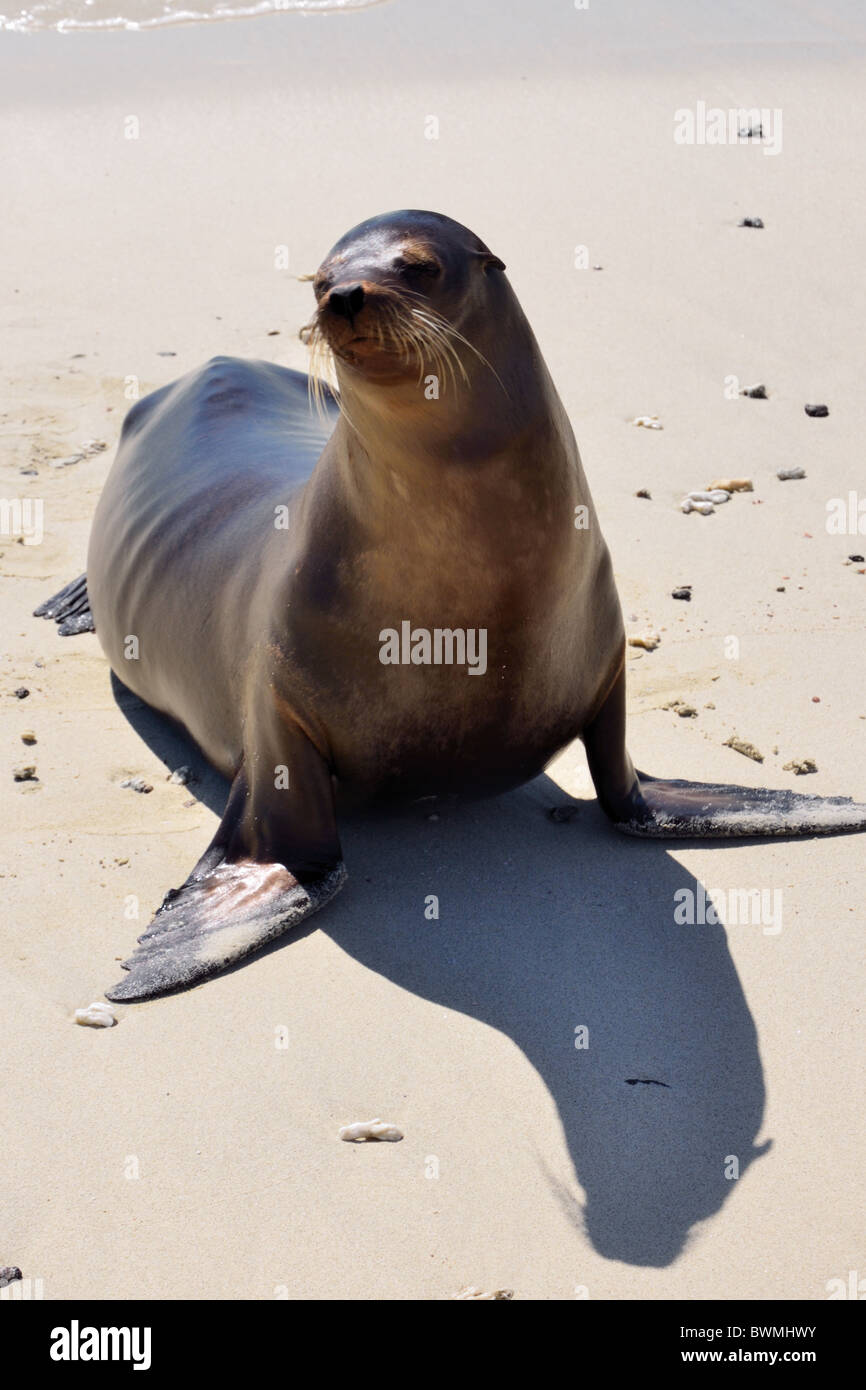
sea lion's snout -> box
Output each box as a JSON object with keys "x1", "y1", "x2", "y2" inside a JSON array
[{"x1": 325, "y1": 282, "x2": 365, "y2": 324}]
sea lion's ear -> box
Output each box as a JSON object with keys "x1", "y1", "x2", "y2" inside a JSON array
[{"x1": 484, "y1": 254, "x2": 506, "y2": 273}]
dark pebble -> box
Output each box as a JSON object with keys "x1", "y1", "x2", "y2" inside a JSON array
[
  {"x1": 14, "y1": 687, "x2": 29, "y2": 699},
  {"x1": 0, "y1": 1267, "x2": 22, "y2": 1286},
  {"x1": 804, "y1": 403, "x2": 829, "y2": 417},
  {"x1": 739, "y1": 217, "x2": 764, "y2": 228},
  {"x1": 849, "y1": 554, "x2": 865, "y2": 563},
  {"x1": 671, "y1": 587, "x2": 692, "y2": 601},
  {"x1": 636, "y1": 488, "x2": 651, "y2": 499}
]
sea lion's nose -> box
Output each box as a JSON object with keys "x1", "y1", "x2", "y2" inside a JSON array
[{"x1": 327, "y1": 283, "x2": 366, "y2": 320}]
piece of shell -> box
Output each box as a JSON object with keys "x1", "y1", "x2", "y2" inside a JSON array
[
  {"x1": 782, "y1": 758, "x2": 818, "y2": 775},
  {"x1": 120, "y1": 776, "x2": 153, "y2": 793},
  {"x1": 631, "y1": 415, "x2": 663, "y2": 429},
  {"x1": 339, "y1": 1119, "x2": 403, "y2": 1143},
  {"x1": 452, "y1": 1286, "x2": 514, "y2": 1300},
  {"x1": 627, "y1": 633, "x2": 661, "y2": 651},
  {"x1": 707, "y1": 478, "x2": 753, "y2": 492},
  {"x1": 681, "y1": 498, "x2": 715, "y2": 515},
  {"x1": 74, "y1": 1002, "x2": 117, "y2": 1028},
  {"x1": 685, "y1": 489, "x2": 731, "y2": 505}
]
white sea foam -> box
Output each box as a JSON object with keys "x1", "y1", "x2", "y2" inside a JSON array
[{"x1": 0, "y1": 0, "x2": 383, "y2": 34}]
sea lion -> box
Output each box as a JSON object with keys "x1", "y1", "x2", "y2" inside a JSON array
[{"x1": 36, "y1": 209, "x2": 866, "y2": 1001}]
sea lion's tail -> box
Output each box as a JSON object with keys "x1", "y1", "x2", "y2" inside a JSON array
[
  {"x1": 33, "y1": 573, "x2": 94, "y2": 636},
  {"x1": 615, "y1": 773, "x2": 866, "y2": 838}
]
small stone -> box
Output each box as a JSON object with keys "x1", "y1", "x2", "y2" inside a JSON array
[
  {"x1": 739, "y1": 383, "x2": 767, "y2": 399},
  {"x1": 776, "y1": 586, "x2": 786, "y2": 592},
  {"x1": 20, "y1": 731, "x2": 36, "y2": 744},
  {"x1": 14, "y1": 688, "x2": 30, "y2": 699},
  {"x1": 74, "y1": 1002, "x2": 117, "y2": 1028},
  {"x1": 548, "y1": 804, "x2": 580, "y2": 822},
  {"x1": 0, "y1": 1267, "x2": 22, "y2": 1287},
  {"x1": 804, "y1": 403, "x2": 829, "y2": 417},
  {"x1": 671, "y1": 587, "x2": 692, "y2": 601},
  {"x1": 811, "y1": 696, "x2": 820, "y2": 703},
  {"x1": 676, "y1": 705, "x2": 698, "y2": 718},
  {"x1": 49, "y1": 453, "x2": 85, "y2": 469},
  {"x1": 339, "y1": 1119, "x2": 403, "y2": 1143},
  {"x1": 783, "y1": 758, "x2": 818, "y2": 775},
  {"x1": 723, "y1": 735, "x2": 764, "y2": 763},
  {"x1": 704, "y1": 702, "x2": 715, "y2": 709},
  {"x1": 266, "y1": 330, "x2": 280, "y2": 336},
  {"x1": 120, "y1": 776, "x2": 153, "y2": 794},
  {"x1": 627, "y1": 632, "x2": 661, "y2": 651},
  {"x1": 636, "y1": 488, "x2": 651, "y2": 499},
  {"x1": 849, "y1": 554, "x2": 865, "y2": 563},
  {"x1": 739, "y1": 217, "x2": 764, "y2": 228},
  {"x1": 777, "y1": 467, "x2": 806, "y2": 481},
  {"x1": 13, "y1": 764, "x2": 38, "y2": 782},
  {"x1": 157, "y1": 351, "x2": 177, "y2": 357},
  {"x1": 167, "y1": 765, "x2": 196, "y2": 785}
]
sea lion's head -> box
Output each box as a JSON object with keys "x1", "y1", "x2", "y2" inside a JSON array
[{"x1": 303, "y1": 210, "x2": 507, "y2": 395}]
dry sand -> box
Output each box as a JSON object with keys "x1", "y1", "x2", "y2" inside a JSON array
[{"x1": 1, "y1": 0, "x2": 864, "y2": 1299}]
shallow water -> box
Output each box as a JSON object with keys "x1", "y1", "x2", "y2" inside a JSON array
[{"x1": 0, "y1": 0, "x2": 382, "y2": 33}]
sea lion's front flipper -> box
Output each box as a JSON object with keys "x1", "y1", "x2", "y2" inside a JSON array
[
  {"x1": 584, "y1": 662, "x2": 866, "y2": 839},
  {"x1": 616, "y1": 774, "x2": 866, "y2": 838},
  {"x1": 106, "y1": 723, "x2": 346, "y2": 1001},
  {"x1": 33, "y1": 573, "x2": 95, "y2": 635}
]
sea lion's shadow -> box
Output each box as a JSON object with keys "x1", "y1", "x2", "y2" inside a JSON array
[{"x1": 116, "y1": 673, "x2": 770, "y2": 1270}]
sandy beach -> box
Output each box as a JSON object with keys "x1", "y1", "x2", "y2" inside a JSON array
[{"x1": 2, "y1": 0, "x2": 865, "y2": 1300}]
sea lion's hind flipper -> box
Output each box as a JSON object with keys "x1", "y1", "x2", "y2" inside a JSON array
[
  {"x1": 33, "y1": 573, "x2": 94, "y2": 635},
  {"x1": 617, "y1": 773, "x2": 866, "y2": 839},
  {"x1": 105, "y1": 855, "x2": 346, "y2": 1001}
]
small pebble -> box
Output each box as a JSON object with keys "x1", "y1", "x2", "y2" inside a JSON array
[
  {"x1": 49, "y1": 454, "x2": 85, "y2": 469},
  {"x1": 631, "y1": 415, "x2": 663, "y2": 430},
  {"x1": 339, "y1": 1119, "x2": 403, "y2": 1143},
  {"x1": 783, "y1": 758, "x2": 818, "y2": 775},
  {"x1": 723, "y1": 735, "x2": 764, "y2": 763},
  {"x1": 804, "y1": 404, "x2": 829, "y2": 417},
  {"x1": 74, "y1": 1002, "x2": 117, "y2": 1028},
  {"x1": 627, "y1": 633, "x2": 661, "y2": 650},
  {"x1": 739, "y1": 217, "x2": 764, "y2": 228},
  {"x1": 0, "y1": 1267, "x2": 22, "y2": 1286},
  {"x1": 14, "y1": 687, "x2": 30, "y2": 699},
  {"x1": 811, "y1": 696, "x2": 820, "y2": 703},
  {"x1": 671, "y1": 587, "x2": 692, "y2": 601},
  {"x1": 682, "y1": 498, "x2": 714, "y2": 515},
  {"x1": 777, "y1": 467, "x2": 806, "y2": 481},
  {"x1": 20, "y1": 731, "x2": 36, "y2": 745},
  {"x1": 120, "y1": 776, "x2": 153, "y2": 794},
  {"x1": 739, "y1": 383, "x2": 767, "y2": 399},
  {"x1": 266, "y1": 330, "x2": 280, "y2": 336},
  {"x1": 157, "y1": 350, "x2": 177, "y2": 357},
  {"x1": 548, "y1": 804, "x2": 580, "y2": 823},
  {"x1": 849, "y1": 554, "x2": 865, "y2": 563},
  {"x1": 776, "y1": 586, "x2": 786, "y2": 592},
  {"x1": 13, "y1": 763, "x2": 38, "y2": 782},
  {"x1": 676, "y1": 705, "x2": 698, "y2": 718},
  {"x1": 167, "y1": 765, "x2": 196, "y2": 785},
  {"x1": 635, "y1": 488, "x2": 651, "y2": 499}
]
